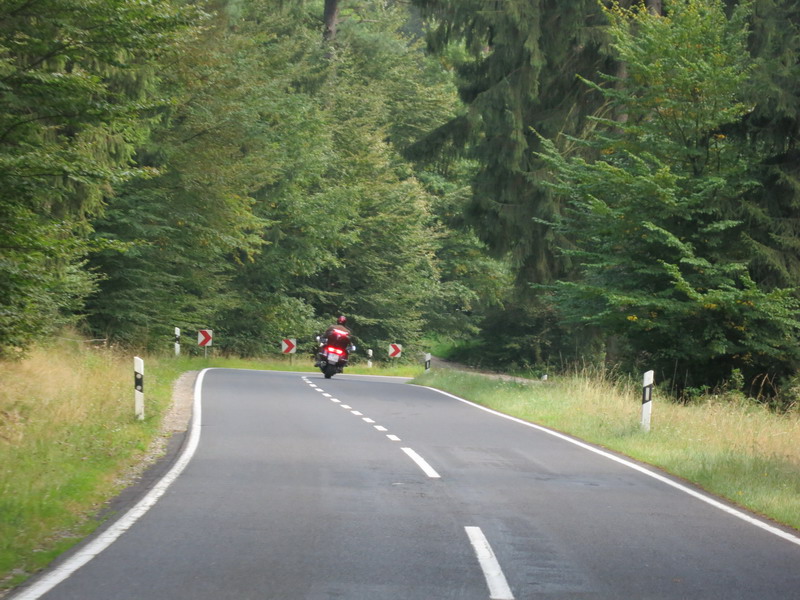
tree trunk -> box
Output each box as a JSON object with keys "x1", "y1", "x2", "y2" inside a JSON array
[{"x1": 323, "y1": 0, "x2": 340, "y2": 42}]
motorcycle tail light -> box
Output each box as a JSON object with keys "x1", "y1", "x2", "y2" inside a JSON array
[{"x1": 326, "y1": 346, "x2": 345, "y2": 355}]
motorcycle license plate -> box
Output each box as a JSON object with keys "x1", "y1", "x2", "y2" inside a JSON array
[{"x1": 327, "y1": 353, "x2": 340, "y2": 363}]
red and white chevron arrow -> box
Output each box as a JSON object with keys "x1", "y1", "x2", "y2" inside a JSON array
[{"x1": 197, "y1": 329, "x2": 213, "y2": 347}]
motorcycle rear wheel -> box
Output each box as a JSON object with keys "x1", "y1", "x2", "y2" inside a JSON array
[{"x1": 323, "y1": 364, "x2": 337, "y2": 379}]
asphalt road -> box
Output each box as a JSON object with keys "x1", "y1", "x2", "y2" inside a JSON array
[{"x1": 14, "y1": 368, "x2": 800, "y2": 599}]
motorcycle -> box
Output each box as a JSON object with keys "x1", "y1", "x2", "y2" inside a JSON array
[{"x1": 315, "y1": 335, "x2": 355, "y2": 379}]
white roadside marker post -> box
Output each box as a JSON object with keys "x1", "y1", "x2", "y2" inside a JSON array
[
  {"x1": 367, "y1": 348, "x2": 373, "y2": 368},
  {"x1": 641, "y1": 369, "x2": 654, "y2": 432},
  {"x1": 134, "y1": 356, "x2": 145, "y2": 421},
  {"x1": 425, "y1": 352, "x2": 432, "y2": 372},
  {"x1": 174, "y1": 327, "x2": 181, "y2": 357}
]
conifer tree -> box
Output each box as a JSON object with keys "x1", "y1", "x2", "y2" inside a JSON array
[
  {"x1": 726, "y1": 0, "x2": 800, "y2": 293},
  {"x1": 411, "y1": 0, "x2": 627, "y2": 284},
  {"x1": 0, "y1": 0, "x2": 200, "y2": 353},
  {"x1": 407, "y1": 0, "x2": 637, "y2": 366},
  {"x1": 539, "y1": 0, "x2": 800, "y2": 395}
]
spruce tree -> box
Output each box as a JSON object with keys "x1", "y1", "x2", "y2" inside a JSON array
[
  {"x1": 410, "y1": 0, "x2": 628, "y2": 284},
  {"x1": 727, "y1": 0, "x2": 800, "y2": 293},
  {"x1": 0, "y1": 0, "x2": 199, "y2": 353},
  {"x1": 539, "y1": 0, "x2": 800, "y2": 396},
  {"x1": 408, "y1": 1, "x2": 637, "y2": 367}
]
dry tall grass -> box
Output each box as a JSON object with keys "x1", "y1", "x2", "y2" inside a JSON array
[
  {"x1": 2, "y1": 343, "x2": 124, "y2": 431},
  {"x1": 552, "y1": 368, "x2": 799, "y2": 459},
  {"x1": 0, "y1": 339, "x2": 151, "y2": 587}
]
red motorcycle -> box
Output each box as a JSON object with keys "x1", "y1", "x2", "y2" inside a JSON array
[{"x1": 315, "y1": 327, "x2": 355, "y2": 379}]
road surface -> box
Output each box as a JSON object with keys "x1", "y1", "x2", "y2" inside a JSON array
[{"x1": 13, "y1": 368, "x2": 800, "y2": 599}]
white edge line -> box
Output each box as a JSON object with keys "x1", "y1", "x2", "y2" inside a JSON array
[
  {"x1": 465, "y1": 526, "x2": 515, "y2": 600},
  {"x1": 421, "y1": 386, "x2": 800, "y2": 548},
  {"x1": 401, "y1": 447, "x2": 441, "y2": 479},
  {"x1": 12, "y1": 369, "x2": 210, "y2": 600}
]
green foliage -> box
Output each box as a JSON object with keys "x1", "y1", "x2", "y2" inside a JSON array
[
  {"x1": 7, "y1": 0, "x2": 796, "y2": 406},
  {"x1": 446, "y1": 297, "x2": 570, "y2": 371},
  {"x1": 209, "y1": 0, "x2": 495, "y2": 357},
  {"x1": 408, "y1": 0, "x2": 626, "y2": 370},
  {"x1": 411, "y1": 0, "x2": 615, "y2": 283},
  {"x1": 539, "y1": 0, "x2": 800, "y2": 392},
  {"x1": 0, "y1": 0, "x2": 203, "y2": 354},
  {"x1": 0, "y1": 0, "x2": 508, "y2": 358},
  {"x1": 0, "y1": 210, "x2": 95, "y2": 351},
  {"x1": 727, "y1": 0, "x2": 800, "y2": 292},
  {"x1": 86, "y1": 6, "x2": 276, "y2": 348}
]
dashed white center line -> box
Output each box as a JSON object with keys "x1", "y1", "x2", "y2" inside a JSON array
[
  {"x1": 307, "y1": 379, "x2": 516, "y2": 599},
  {"x1": 308, "y1": 379, "x2": 411, "y2": 460},
  {"x1": 465, "y1": 526, "x2": 515, "y2": 600},
  {"x1": 401, "y1": 447, "x2": 441, "y2": 479}
]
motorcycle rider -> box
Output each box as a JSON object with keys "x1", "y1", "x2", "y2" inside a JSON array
[{"x1": 321, "y1": 315, "x2": 351, "y2": 350}]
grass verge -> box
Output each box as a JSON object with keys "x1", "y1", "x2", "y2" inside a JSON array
[
  {"x1": 0, "y1": 342, "x2": 200, "y2": 591},
  {"x1": 412, "y1": 368, "x2": 800, "y2": 532}
]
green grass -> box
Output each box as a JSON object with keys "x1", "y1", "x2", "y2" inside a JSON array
[
  {"x1": 0, "y1": 348, "x2": 204, "y2": 589},
  {"x1": 0, "y1": 342, "x2": 154, "y2": 588},
  {"x1": 412, "y1": 368, "x2": 800, "y2": 531}
]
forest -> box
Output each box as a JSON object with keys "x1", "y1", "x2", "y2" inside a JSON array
[{"x1": 2, "y1": 0, "x2": 800, "y2": 405}]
